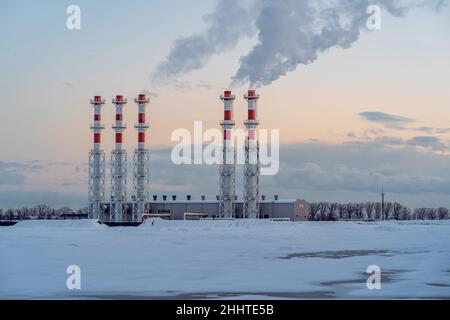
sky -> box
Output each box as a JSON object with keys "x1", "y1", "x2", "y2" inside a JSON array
[{"x1": 0, "y1": 0, "x2": 449, "y2": 208}]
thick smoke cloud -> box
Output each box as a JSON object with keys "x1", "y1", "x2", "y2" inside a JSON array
[
  {"x1": 232, "y1": 0, "x2": 446, "y2": 87},
  {"x1": 152, "y1": 0, "x2": 254, "y2": 82},
  {"x1": 155, "y1": 0, "x2": 446, "y2": 87}
]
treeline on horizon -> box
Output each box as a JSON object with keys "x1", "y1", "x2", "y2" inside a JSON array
[
  {"x1": 0, "y1": 205, "x2": 88, "y2": 220},
  {"x1": 308, "y1": 202, "x2": 449, "y2": 221},
  {"x1": 0, "y1": 202, "x2": 449, "y2": 221}
]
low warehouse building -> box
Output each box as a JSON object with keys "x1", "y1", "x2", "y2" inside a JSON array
[
  {"x1": 147, "y1": 196, "x2": 310, "y2": 221},
  {"x1": 101, "y1": 197, "x2": 310, "y2": 222}
]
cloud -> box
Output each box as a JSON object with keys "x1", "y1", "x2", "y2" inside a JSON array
[
  {"x1": 141, "y1": 89, "x2": 159, "y2": 98},
  {"x1": 359, "y1": 111, "x2": 415, "y2": 129},
  {"x1": 349, "y1": 130, "x2": 449, "y2": 152},
  {"x1": 267, "y1": 141, "x2": 450, "y2": 205},
  {"x1": 406, "y1": 136, "x2": 447, "y2": 151},
  {"x1": 435, "y1": 128, "x2": 450, "y2": 134},
  {"x1": 0, "y1": 161, "x2": 44, "y2": 172},
  {"x1": 345, "y1": 128, "x2": 386, "y2": 141},
  {"x1": 60, "y1": 181, "x2": 80, "y2": 187},
  {"x1": 233, "y1": 0, "x2": 446, "y2": 87},
  {"x1": 372, "y1": 135, "x2": 405, "y2": 146},
  {"x1": 358, "y1": 113, "x2": 450, "y2": 135},
  {"x1": 4, "y1": 138, "x2": 450, "y2": 208},
  {"x1": 148, "y1": 147, "x2": 220, "y2": 196},
  {"x1": 152, "y1": 0, "x2": 254, "y2": 82},
  {"x1": 145, "y1": 142, "x2": 450, "y2": 207},
  {"x1": 154, "y1": 0, "x2": 446, "y2": 87},
  {"x1": 414, "y1": 126, "x2": 434, "y2": 133},
  {"x1": 0, "y1": 191, "x2": 86, "y2": 209},
  {"x1": 0, "y1": 161, "x2": 46, "y2": 186},
  {"x1": 414, "y1": 126, "x2": 450, "y2": 134},
  {"x1": 0, "y1": 171, "x2": 25, "y2": 186},
  {"x1": 47, "y1": 161, "x2": 72, "y2": 166}
]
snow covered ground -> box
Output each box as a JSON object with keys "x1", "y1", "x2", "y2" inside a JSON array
[{"x1": 1, "y1": 219, "x2": 449, "y2": 299}]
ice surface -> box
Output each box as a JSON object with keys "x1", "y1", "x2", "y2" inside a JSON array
[{"x1": 1, "y1": 219, "x2": 449, "y2": 299}]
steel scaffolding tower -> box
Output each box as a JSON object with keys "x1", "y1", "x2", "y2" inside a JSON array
[
  {"x1": 88, "y1": 96, "x2": 106, "y2": 220},
  {"x1": 132, "y1": 94, "x2": 150, "y2": 222},
  {"x1": 243, "y1": 90, "x2": 260, "y2": 219},
  {"x1": 110, "y1": 95, "x2": 128, "y2": 222},
  {"x1": 219, "y1": 91, "x2": 236, "y2": 218}
]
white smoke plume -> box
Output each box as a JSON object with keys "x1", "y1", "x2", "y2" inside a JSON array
[
  {"x1": 233, "y1": 0, "x2": 446, "y2": 87},
  {"x1": 152, "y1": 0, "x2": 255, "y2": 83},
  {"x1": 154, "y1": 0, "x2": 447, "y2": 87}
]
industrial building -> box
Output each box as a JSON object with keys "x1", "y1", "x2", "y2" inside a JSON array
[
  {"x1": 100, "y1": 197, "x2": 309, "y2": 222},
  {"x1": 88, "y1": 91, "x2": 310, "y2": 222},
  {"x1": 148, "y1": 196, "x2": 309, "y2": 221}
]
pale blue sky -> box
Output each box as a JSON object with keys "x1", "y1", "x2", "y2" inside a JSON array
[{"x1": 0, "y1": 1, "x2": 449, "y2": 207}]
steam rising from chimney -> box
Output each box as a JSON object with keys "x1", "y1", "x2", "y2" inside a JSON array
[
  {"x1": 154, "y1": 0, "x2": 446, "y2": 87},
  {"x1": 152, "y1": 0, "x2": 254, "y2": 83}
]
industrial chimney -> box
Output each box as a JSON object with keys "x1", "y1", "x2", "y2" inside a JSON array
[
  {"x1": 111, "y1": 95, "x2": 128, "y2": 222},
  {"x1": 244, "y1": 89, "x2": 260, "y2": 219},
  {"x1": 88, "y1": 96, "x2": 106, "y2": 220},
  {"x1": 133, "y1": 93, "x2": 150, "y2": 222},
  {"x1": 219, "y1": 90, "x2": 236, "y2": 218}
]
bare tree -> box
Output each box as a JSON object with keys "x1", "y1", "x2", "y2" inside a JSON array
[
  {"x1": 414, "y1": 208, "x2": 426, "y2": 220},
  {"x1": 400, "y1": 206, "x2": 411, "y2": 220},
  {"x1": 374, "y1": 202, "x2": 382, "y2": 220},
  {"x1": 345, "y1": 203, "x2": 357, "y2": 220},
  {"x1": 76, "y1": 207, "x2": 89, "y2": 219},
  {"x1": 338, "y1": 204, "x2": 347, "y2": 220},
  {"x1": 437, "y1": 207, "x2": 449, "y2": 220},
  {"x1": 55, "y1": 207, "x2": 73, "y2": 220},
  {"x1": 354, "y1": 203, "x2": 364, "y2": 220},
  {"x1": 384, "y1": 202, "x2": 393, "y2": 220},
  {"x1": 318, "y1": 202, "x2": 329, "y2": 221},
  {"x1": 21, "y1": 207, "x2": 31, "y2": 220},
  {"x1": 34, "y1": 205, "x2": 51, "y2": 219},
  {"x1": 328, "y1": 203, "x2": 339, "y2": 221},
  {"x1": 365, "y1": 202, "x2": 375, "y2": 220},
  {"x1": 426, "y1": 208, "x2": 437, "y2": 220},
  {"x1": 392, "y1": 202, "x2": 403, "y2": 220},
  {"x1": 309, "y1": 203, "x2": 320, "y2": 221},
  {"x1": 5, "y1": 209, "x2": 14, "y2": 220}
]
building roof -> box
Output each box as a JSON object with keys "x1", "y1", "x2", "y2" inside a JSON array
[{"x1": 149, "y1": 199, "x2": 303, "y2": 204}]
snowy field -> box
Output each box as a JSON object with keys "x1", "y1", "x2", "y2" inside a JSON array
[{"x1": 1, "y1": 219, "x2": 450, "y2": 299}]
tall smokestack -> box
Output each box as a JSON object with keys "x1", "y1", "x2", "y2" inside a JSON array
[
  {"x1": 88, "y1": 96, "x2": 106, "y2": 220},
  {"x1": 133, "y1": 93, "x2": 150, "y2": 222},
  {"x1": 111, "y1": 95, "x2": 128, "y2": 222},
  {"x1": 219, "y1": 90, "x2": 236, "y2": 218},
  {"x1": 244, "y1": 89, "x2": 260, "y2": 219}
]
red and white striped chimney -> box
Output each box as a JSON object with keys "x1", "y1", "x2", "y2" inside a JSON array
[
  {"x1": 91, "y1": 95, "x2": 105, "y2": 151},
  {"x1": 245, "y1": 89, "x2": 259, "y2": 145},
  {"x1": 219, "y1": 90, "x2": 236, "y2": 218},
  {"x1": 89, "y1": 95, "x2": 106, "y2": 220},
  {"x1": 133, "y1": 93, "x2": 150, "y2": 222},
  {"x1": 244, "y1": 89, "x2": 260, "y2": 219},
  {"x1": 135, "y1": 93, "x2": 150, "y2": 149},
  {"x1": 222, "y1": 90, "x2": 235, "y2": 148},
  {"x1": 111, "y1": 95, "x2": 128, "y2": 222},
  {"x1": 112, "y1": 95, "x2": 127, "y2": 150}
]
